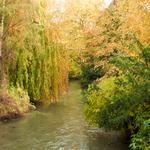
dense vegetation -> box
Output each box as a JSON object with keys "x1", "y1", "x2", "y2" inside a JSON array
[
  {"x1": 0, "y1": 0, "x2": 69, "y2": 119},
  {"x1": 83, "y1": 39, "x2": 150, "y2": 149},
  {"x1": 0, "y1": 0, "x2": 150, "y2": 149},
  {"x1": 78, "y1": 1, "x2": 150, "y2": 149}
]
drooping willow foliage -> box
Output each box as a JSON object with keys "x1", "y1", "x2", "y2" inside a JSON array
[
  {"x1": 2, "y1": 0, "x2": 69, "y2": 103},
  {"x1": 9, "y1": 25, "x2": 69, "y2": 103}
]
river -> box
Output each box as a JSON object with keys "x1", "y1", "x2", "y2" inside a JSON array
[{"x1": 0, "y1": 80, "x2": 131, "y2": 150}]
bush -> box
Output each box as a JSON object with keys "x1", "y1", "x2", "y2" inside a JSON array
[
  {"x1": 80, "y1": 56, "x2": 104, "y2": 89},
  {"x1": 130, "y1": 113, "x2": 150, "y2": 150},
  {"x1": 1, "y1": 85, "x2": 34, "y2": 115},
  {"x1": 83, "y1": 75, "x2": 148, "y2": 132}
]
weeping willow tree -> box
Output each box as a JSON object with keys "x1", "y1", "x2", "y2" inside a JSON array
[{"x1": 0, "y1": 0, "x2": 69, "y2": 104}]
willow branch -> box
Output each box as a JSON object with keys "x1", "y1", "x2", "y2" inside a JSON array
[{"x1": 3, "y1": 19, "x2": 25, "y2": 37}]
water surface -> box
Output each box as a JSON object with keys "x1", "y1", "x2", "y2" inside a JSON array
[{"x1": 0, "y1": 80, "x2": 131, "y2": 150}]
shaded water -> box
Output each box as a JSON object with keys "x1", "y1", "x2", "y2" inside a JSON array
[{"x1": 0, "y1": 80, "x2": 131, "y2": 150}]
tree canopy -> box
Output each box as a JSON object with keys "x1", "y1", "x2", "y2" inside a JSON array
[{"x1": 0, "y1": 0, "x2": 69, "y2": 104}]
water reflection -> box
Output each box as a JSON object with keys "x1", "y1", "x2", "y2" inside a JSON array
[{"x1": 0, "y1": 80, "x2": 130, "y2": 150}]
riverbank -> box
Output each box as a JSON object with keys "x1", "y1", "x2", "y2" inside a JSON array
[
  {"x1": 0, "y1": 87, "x2": 35, "y2": 122},
  {"x1": 0, "y1": 96, "x2": 34, "y2": 122}
]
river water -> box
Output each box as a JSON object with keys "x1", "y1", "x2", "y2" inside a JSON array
[{"x1": 0, "y1": 80, "x2": 131, "y2": 150}]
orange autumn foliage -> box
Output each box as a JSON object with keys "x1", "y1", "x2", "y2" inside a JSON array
[{"x1": 83, "y1": 0, "x2": 150, "y2": 78}]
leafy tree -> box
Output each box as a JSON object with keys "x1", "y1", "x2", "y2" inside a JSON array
[
  {"x1": 0, "y1": 0, "x2": 69, "y2": 105},
  {"x1": 81, "y1": 1, "x2": 150, "y2": 148},
  {"x1": 83, "y1": 37, "x2": 150, "y2": 149},
  {"x1": 81, "y1": 0, "x2": 150, "y2": 80},
  {"x1": 56, "y1": 0, "x2": 105, "y2": 78},
  {"x1": 0, "y1": 0, "x2": 30, "y2": 101}
]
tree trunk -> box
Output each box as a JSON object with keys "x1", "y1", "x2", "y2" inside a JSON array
[{"x1": 0, "y1": 0, "x2": 6, "y2": 102}]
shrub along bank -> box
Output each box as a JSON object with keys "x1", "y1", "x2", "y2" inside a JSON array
[{"x1": 0, "y1": 86, "x2": 34, "y2": 122}]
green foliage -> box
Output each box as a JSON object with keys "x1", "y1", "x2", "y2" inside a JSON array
[
  {"x1": 83, "y1": 38, "x2": 150, "y2": 149},
  {"x1": 69, "y1": 54, "x2": 81, "y2": 79},
  {"x1": 8, "y1": 28, "x2": 69, "y2": 103},
  {"x1": 0, "y1": 84, "x2": 35, "y2": 118},
  {"x1": 130, "y1": 112, "x2": 150, "y2": 150},
  {"x1": 83, "y1": 75, "x2": 143, "y2": 132},
  {"x1": 2, "y1": 0, "x2": 69, "y2": 104},
  {"x1": 80, "y1": 56, "x2": 105, "y2": 89},
  {"x1": 8, "y1": 85, "x2": 29, "y2": 106},
  {"x1": 83, "y1": 76, "x2": 118, "y2": 126},
  {"x1": 5, "y1": 85, "x2": 32, "y2": 113}
]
